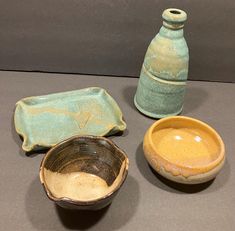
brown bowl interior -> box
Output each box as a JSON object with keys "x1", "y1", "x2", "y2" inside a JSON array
[{"x1": 40, "y1": 136, "x2": 128, "y2": 202}]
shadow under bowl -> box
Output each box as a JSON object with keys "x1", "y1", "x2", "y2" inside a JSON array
[
  {"x1": 143, "y1": 116, "x2": 225, "y2": 184},
  {"x1": 39, "y1": 135, "x2": 129, "y2": 210}
]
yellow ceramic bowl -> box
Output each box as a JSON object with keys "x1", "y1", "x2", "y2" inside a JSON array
[{"x1": 143, "y1": 116, "x2": 225, "y2": 184}]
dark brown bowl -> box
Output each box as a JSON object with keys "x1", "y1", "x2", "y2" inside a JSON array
[{"x1": 39, "y1": 135, "x2": 129, "y2": 210}]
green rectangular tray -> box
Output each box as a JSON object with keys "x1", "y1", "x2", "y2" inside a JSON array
[{"x1": 14, "y1": 87, "x2": 126, "y2": 152}]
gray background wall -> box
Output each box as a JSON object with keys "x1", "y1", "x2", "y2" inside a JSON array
[{"x1": 0, "y1": 0, "x2": 234, "y2": 82}]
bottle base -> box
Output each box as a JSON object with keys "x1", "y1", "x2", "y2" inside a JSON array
[{"x1": 134, "y1": 95, "x2": 183, "y2": 119}]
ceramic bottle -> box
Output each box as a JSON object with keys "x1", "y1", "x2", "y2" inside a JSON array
[{"x1": 134, "y1": 8, "x2": 189, "y2": 118}]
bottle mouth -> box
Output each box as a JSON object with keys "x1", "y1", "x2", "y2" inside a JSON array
[
  {"x1": 162, "y1": 8, "x2": 187, "y2": 29},
  {"x1": 169, "y1": 9, "x2": 182, "y2": 15}
]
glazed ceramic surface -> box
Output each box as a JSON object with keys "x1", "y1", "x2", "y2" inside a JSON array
[
  {"x1": 39, "y1": 135, "x2": 129, "y2": 210},
  {"x1": 135, "y1": 8, "x2": 189, "y2": 118},
  {"x1": 143, "y1": 116, "x2": 225, "y2": 184},
  {"x1": 14, "y1": 87, "x2": 126, "y2": 152}
]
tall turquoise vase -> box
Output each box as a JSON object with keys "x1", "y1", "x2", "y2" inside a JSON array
[{"x1": 134, "y1": 8, "x2": 189, "y2": 118}]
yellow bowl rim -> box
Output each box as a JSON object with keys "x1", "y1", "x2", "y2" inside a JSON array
[{"x1": 146, "y1": 116, "x2": 225, "y2": 173}]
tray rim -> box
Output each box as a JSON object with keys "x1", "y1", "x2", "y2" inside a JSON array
[{"x1": 14, "y1": 87, "x2": 126, "y2": 152}]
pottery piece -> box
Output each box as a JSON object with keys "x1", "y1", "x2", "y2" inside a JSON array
[
  {"x1": 135, "y1": 8, "x2": 189, "y2": 118},
  {"x1": 14, "y1": 87, "x2": 126, "y2": 152},
  {"x1": 143, "y1": 116, "x2": 225, "y2": 184},
  {"x1": 39, "y1": 135, "x2": 129, "y2": 210}
]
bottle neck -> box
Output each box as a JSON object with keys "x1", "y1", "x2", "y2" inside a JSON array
[
  {"x1": 159, "y1": 25, "x2": 184, "y2": 39},
  {"x1": 163, "y1": 21, "x2": 184, "y2": 30},
  {"x1": 160, "y1": 8, "x2": 187, "y2": 39}
]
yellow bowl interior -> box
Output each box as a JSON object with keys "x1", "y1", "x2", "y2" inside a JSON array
[{"x1": 150, "y1": 117, "x2": 223, "y2": 168}]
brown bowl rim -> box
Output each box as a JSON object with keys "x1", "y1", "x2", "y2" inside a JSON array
[{"x1": 39, "y1": 135, "x2": 129, "y2": 206}]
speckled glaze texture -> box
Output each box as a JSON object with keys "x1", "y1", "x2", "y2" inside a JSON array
[
  {"x1": 39, "y1": 135, "x2": 129, "y2": 210},
  {"x1": 14, "y1": 87, "x2": 126, "y2": 152},
  {"x1": 143, "y1": 116, "x2": 225, "y2": 184},
  {"x1": 135, "y1": 8, "x2": 189, "y2": 118}
]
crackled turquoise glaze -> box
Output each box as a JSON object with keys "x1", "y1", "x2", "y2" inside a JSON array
[
  {"x1": 14, "y1": 87, "x2": 126, "y2": 152},
  {"x1": 134, "y1": 8, "x2": 189, "y2": 118}
]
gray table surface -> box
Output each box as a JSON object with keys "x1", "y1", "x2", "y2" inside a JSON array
[{"x1": 0, "y1": 71, "x2": 235, "y2": 231}]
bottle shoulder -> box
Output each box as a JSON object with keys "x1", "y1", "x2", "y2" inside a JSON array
[
  {"x1": 149, "y1": 33, "x2": 189, "y2": 57},
  {"x1": 143, "y1": 29, "x2": 189, "y2": 81}
]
